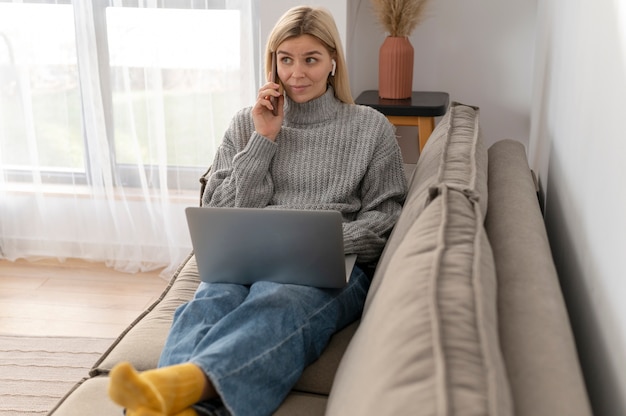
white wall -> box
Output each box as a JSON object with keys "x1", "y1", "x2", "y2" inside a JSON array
[
  {"x1": 348, "y1": 0, "x2": 536, "y2": 148},
  {"x1": 261, "y1": 0, "x2": 536, "y2": 156},
  {"x1": 530, "y1": 0, "x2": 626, "y2": 414}
]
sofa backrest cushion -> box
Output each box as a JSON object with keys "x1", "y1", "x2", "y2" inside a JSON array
[
  {"x1": 412, "y1": 101, "x2": 487, "y2": 214},
  {"x1": 326, "y1": 186, "x2": 513, "y2": 416},
  {"x1": 368, "y1": 101, "x2": 487, "y2": 307}
]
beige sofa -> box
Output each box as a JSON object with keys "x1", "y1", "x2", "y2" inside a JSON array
[{"x1": 49, "y1": 102, "x2": 592, "y2": 416}]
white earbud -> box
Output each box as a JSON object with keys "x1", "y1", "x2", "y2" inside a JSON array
[{"x1": 331, "y1": 59, "x2": 336, "y2": 76}]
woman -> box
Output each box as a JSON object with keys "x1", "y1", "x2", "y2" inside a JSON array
[{"x1": 108, "y1": 6, "x2": 407, "y2": 416}]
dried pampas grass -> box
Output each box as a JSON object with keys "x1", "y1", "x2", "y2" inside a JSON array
[{"x1": 371, "y1": 0, "x2": 431, "y2": 37}]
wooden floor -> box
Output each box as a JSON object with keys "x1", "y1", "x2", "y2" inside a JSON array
[{"x1": 0, "y1": 258, "x2": 170, "y2": 338}]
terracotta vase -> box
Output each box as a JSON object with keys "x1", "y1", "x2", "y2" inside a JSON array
[{"x1": 378, "y1": 36, "x2": 414, "y2": 99}]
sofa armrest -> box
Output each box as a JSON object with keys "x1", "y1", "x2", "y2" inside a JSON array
[{"x1": 485, "y1": 139, "x2": 592, "y2": 416}]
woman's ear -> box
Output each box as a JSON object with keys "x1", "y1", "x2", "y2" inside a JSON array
[{"x1": 331, "y1": 59, "x2": 336, "y2": 76}]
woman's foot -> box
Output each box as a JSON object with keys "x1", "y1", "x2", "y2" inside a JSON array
[{"x1": 108, "y1": 362, "x2": 208, "y2": 415}]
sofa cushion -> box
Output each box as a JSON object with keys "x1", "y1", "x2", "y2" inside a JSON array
[
  {"x1": 326, "y1": 186, "x2": 512, "y2": 416},
  {"x1": 48, "y1": 377, "x2": 123, "y2": 416},
  {"x1": 368, "y1": 101, "x2": 486, "y2": 307},
  {"x1": 292, "y1": 321, "x2": 358, "y2": 394},
  {"x1": 91, "y1": 255, "x2": 354, "y2": 397},
  {"x1": 414, "y1": 101, "x2": 487, "y2": 214},
  {"x1": 92, "y1": 255, "x2": 200, "y2": 373},
  {"x1": 49, "y1": 376, "x2": 331, "y2": 416}
]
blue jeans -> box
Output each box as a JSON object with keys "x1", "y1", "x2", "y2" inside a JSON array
[{"x1": 158, "y1": 265, "x2": 370, "y2": 416}]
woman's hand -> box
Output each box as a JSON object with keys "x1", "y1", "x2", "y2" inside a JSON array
[{"x1": 252, "y1": 79, "x2": 284, "y2": 142}]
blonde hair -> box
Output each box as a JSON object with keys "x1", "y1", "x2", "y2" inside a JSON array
[{"x1": 265, "y1": 6, "x2": 354, "y2": 104}]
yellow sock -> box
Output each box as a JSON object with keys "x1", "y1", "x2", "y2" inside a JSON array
[{"x1": 108, "y1": 361, "x2": 206, "y2": 416}]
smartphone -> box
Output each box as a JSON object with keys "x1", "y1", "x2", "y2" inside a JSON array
[{"x1": 269, "y1": 52, "x2": 279, "y2": 116}]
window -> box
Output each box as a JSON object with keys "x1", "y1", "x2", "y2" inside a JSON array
[
  {"x1": 0, "y1": 3, "x2": 81, "y2": 179},
  {"x1": 0, "y1": 0, "x2": 259, "y2": 273},
  {"x1": 0, "y1": 0, "x2": 259, "y2": 189}
]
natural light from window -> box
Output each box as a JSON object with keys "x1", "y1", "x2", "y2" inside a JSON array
[
  {"x1": 0, "y1": 3, "x2": 80, "y2": 172},
  {"x1": 0, "y1": 3, "x2": 248, "y2": 177},
  {"x1": 106, "y1": 8, "x2": 240, "y2": 70},
  {"x1": 105, "y1": 8, "x2": 242, "y2": 168}
]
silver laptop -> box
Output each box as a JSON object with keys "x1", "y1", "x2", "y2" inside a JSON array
[{"x1": 185, "y1": 207, "x2": 357, "y2": 288}]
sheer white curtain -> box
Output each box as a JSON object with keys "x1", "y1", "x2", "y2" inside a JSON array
[{"x1": 0, "y1": 0, "x2": 258, "y2": 274}]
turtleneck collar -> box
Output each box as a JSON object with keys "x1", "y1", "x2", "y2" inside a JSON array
[{"x1": 283, "y1": 86, "x2": 342, "y2": 126}]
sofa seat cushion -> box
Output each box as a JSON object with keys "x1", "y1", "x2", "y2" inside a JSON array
[
  {"x1": 326, "y1": 186, "x2": 513, "y2": 416},
  {"x1": 92, "y1": 255, "x2": 201, "y2": 373},
  {"x1": 90, "y1": 255, "x2": 355, "y2": 398},
  {"x1": 49, "y1": 375, "x2": 330, "y2": 416},
  {"x1": 49, "y1": 376, "x2": 123, "y2": 416}
]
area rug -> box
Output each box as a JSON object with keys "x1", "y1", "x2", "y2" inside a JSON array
[{"x1": 0, "y1": 335, "x2": 114, "y2": 415}]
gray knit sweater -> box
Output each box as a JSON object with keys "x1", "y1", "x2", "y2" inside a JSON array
[{"x1": 202, "y1": 87, "x2": 407, "y2": 264}]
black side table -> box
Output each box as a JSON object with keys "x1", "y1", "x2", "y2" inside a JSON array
[{"x1": 355, "y1": 90, "x2": 449, "y2": 153}]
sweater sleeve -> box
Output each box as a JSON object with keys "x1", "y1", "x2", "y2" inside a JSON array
[
  {"x1": 202, "y1": 118, "x2": 277, "y2": 208},
  {"x1": 342, "y1": 121, "x2": 408, "y2": 264}
]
